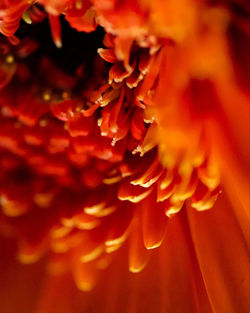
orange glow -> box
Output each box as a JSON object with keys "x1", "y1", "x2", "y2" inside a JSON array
[{"x1": 0, "y1": 1, "x2": 249, "y2": 312}]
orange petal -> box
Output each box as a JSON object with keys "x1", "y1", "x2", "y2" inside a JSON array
[
  {"x1": 128, "y1": 215, "x2": 150, "y2": 273},
  {"x1": 118, "y1": 179, "x2": 152, "y2": 203},
  {"x1": 72, "y1": 260, "x2": 98, "y2": 292},
  {"x1": 158, "y1": 210, "x2": 213, "y2": 313},
  {"x1": 141, "y1": 193, "x2": 167, "y2": 249},
  {"x1": 48, "y1": 14, "x2": 62, "y2": 49},
  {"x1": 187, "y1": 194, "x2": 250, "y2": 313},
  {"x1": 105, "y1": 205, "x2": 133, "y2": 252},
  {"x1": 131, "y1": 153, "x2": 163, "y2": 188},
  {"x1": 98, "y1": 48, "x2": 117, "y2": 63}
]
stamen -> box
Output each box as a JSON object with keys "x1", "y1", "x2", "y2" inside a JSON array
[
  {"x1": 5, "y1": 54, "x2": 14, "y2": 64},
  {"x1": 48, "y1": 14, "x2": 62, "y2": 49},
  {"x1": 39, "y1": 119, "x2": 48, "y2": 127},
  {"x1": 42, "y1": 91, "x2": 51, "y2": 101},
  {"x1": 76, "y1": 0, "x2": 83, "y2": 10},
  {"x1": 22, "y1": 10, "x2": 32, "y2": 24}
]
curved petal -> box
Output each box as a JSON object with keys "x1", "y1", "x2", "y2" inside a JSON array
[{"x1": 187, "y1": 194, "x2": 250, "y2": 313}]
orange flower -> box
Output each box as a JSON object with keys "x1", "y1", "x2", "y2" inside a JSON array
[{"x1": 0, "y1": 1, "x2": 249, "y2": 313}]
